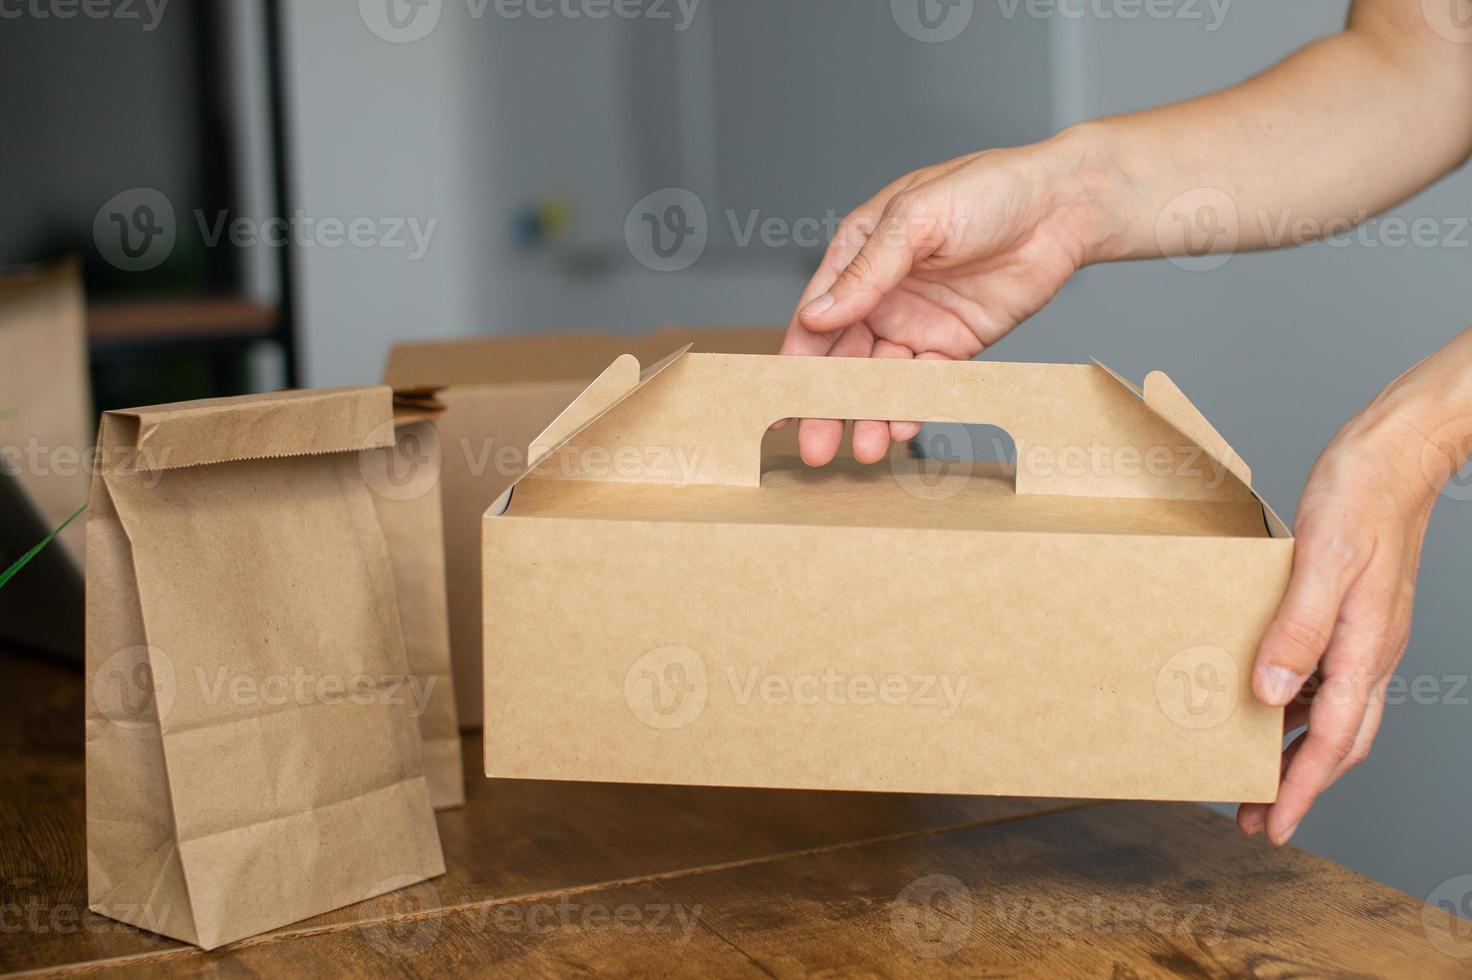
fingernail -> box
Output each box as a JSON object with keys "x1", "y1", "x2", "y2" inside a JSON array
[
  {"x1": 1277, "y1": 820, "x2": 1301, "y2": 846},
  {"x1": 1255, "y1": 665, "x2": 1307, "y2": 706},
  {"x1": 801, "y1": 293, "x2": 835, "y2": 317}
]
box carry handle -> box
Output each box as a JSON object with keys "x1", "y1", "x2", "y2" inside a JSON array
[{"x1": 537, "y1": 353, "x2": 1252, "y2": 503}]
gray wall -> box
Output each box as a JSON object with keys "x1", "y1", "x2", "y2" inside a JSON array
[
  {"x1": 281, "y1": 0, "x2": 1470, "y2": 900},
  {"x1": 285, "y1": 0, "x2": 1053, "y2": 387}
]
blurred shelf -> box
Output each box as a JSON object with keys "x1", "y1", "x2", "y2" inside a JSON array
[{"x1": 87, "y1": 296, "x2": 279, "y2": 345}]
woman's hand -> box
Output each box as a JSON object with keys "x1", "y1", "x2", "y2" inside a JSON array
[
  {"x1": 1240, "y1": 337, "x2": 1472, "y2": 844},
  {"x1": 776, "y1": 134, "x2": 1126, "y2": 466}
]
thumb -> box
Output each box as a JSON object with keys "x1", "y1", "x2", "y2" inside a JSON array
[
  {"x1": 799, "y1": 208, "x2": 930, "y2": 333},
  {"x1": 1253, "y1": 533, "x2": 1359, "y2": 706}
]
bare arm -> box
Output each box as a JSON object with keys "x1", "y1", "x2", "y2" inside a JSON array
[{"x1": 1087, "y1": 0, "x2": 1472, "y2": 261}]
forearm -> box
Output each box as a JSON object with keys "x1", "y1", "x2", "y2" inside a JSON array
[{"x1": 1048, "y1": 2, "x2": 1472, "y2": 263}]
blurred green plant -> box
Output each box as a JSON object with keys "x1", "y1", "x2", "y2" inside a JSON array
[{"x1": 0, "y1": 504, "x2": 86, "y2": 591}]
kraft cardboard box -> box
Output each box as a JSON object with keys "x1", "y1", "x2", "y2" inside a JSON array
[
  {"x1": 383, "y1": 326, "x2": 810, "y2": 728},
  {"x1": 482, "y1": 349, "x2": 1294, "y2": 803}
]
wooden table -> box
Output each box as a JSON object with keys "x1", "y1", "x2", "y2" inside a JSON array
[{"x1": 4, "y1": 648, "x2": 1467, "y2": 977}]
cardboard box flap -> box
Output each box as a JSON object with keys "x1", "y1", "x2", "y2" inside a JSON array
[
  {"x1": 1143, "y1": 371, "x2": 1252, "y2": 487},
  {"x1": 1091, "y1": 358, "x2": 1285, "y2": 535},
  {"x1": 1091, "y1": 357, "x2": 1252, "y2": 488},
  {"x1": 102, "y1": 387, "x2": 394, "y2": 472},
  {"x1": 485, "y1": 346, "x2": 691, "y2": 515},
  {"x1": 518, "y1": 353, "x2": 1259, "y2": 503}
]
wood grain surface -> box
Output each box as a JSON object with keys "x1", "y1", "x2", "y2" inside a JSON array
[{"x1": 3, "y1": 648, "x2": 1466, "y2": 977}]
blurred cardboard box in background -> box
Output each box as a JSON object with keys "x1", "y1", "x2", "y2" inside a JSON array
[
  {"x1": 0, "y1": 259, "x2": 90, "y2": 656},
  {"x1": 383, "y1": 326, "x2": 801, "y2": 728}
]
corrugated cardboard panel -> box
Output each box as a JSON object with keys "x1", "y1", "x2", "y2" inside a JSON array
[{"x1": 484, "y1": 516, "x2": 1289, "y2": 802}]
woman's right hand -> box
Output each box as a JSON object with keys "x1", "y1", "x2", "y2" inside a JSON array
[{"x1": 778, "y1": 131, "x2": 1125, "y2": 466}]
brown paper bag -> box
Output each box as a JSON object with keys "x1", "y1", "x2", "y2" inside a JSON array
[
  {"x1": 364, "y1": 394, "x2": 464, "y2": 808},
  {"x1": 85, "y1": 386, "x2": 445, "y2": 950},
  {"x1": 0, "y1": 258, "x2": 91, "y2": 656}
]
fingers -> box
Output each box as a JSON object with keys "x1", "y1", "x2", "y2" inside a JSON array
[
  {"x1": 798, "y1": 418, "x2": 844, "y2": 468},
  {"x1": 1237, "y1": 803, "x2": 1267, "y2": 836},
  {"x1": 1237, "y1": 697, "x2": 1313, "y2": 836},
  {"x1": 798, "y1": 324, "x2": 876, "y2": 467},
  {"x1": 1263, "y1": 666, "x2": 1383, "y2": 846},
  {"x1": 778, "y1": 217, "x2": 874, "y2": 363},
  {"x1": 777, "y1": 192, "x2": 900, "y2": 438},
  {"x1": 799, "y1": 197, "x2": 938, "y2": 337},
  {"x1": 852, "y1": 340, "x2": 916, "y2": 464},
  {"x1": 1252, "y1": 529, "x2": 1367, "y2": 706}
]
